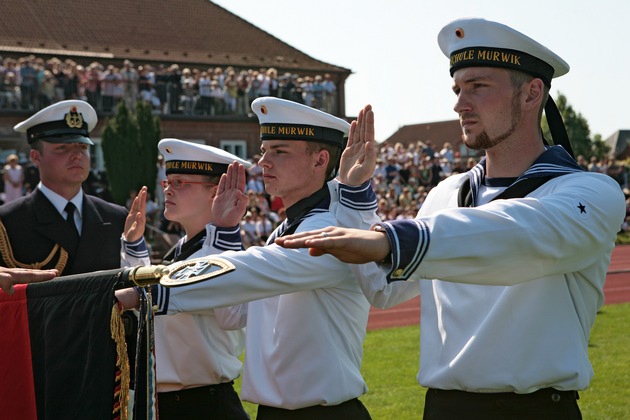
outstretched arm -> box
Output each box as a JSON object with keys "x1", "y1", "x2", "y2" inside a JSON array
[
  {"x1": 124, "y1": 186, "x2": 148, "y2": 242},
  {"x1": 338, "y1": 104, "x2": 376, "y2": 186},
  {"x1": 0, "y1": 267, "x2": 58, "y2": 295},
  {"x1": 212, "y1": 162, "x2": 249, "y2": 227},
  {"x1": 275, "y1": 226, "x2": 391, "y2": 264}
]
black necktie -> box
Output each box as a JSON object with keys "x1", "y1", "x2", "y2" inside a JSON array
[{"x1": 65, "y1": 202, "x2": 79, "y2": 238}]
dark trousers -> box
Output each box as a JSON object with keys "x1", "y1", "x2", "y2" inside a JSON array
[
  {"x1": 423, "y1": 387, "x2": 582, "y2": 420},
  {"x1": 257, "y1": 397, "x2": 371, "y2": 420},
  {"x1": 157, "y1": 382, "x2": 249, "y2": 420}
]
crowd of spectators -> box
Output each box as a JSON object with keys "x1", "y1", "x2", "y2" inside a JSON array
[
  {"x1": 0, "y1": 55, "x2": 338, "y2": 116},
  {"x1": 3, "y1": 53, "x2": 629, "y2": 243},
  {"x1": 577, "y1": 153, "x2": 630, "y2": 233}
]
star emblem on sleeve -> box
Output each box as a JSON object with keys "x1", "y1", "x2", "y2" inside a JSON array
[{"x1": 573, "y1": 200, "x2": 589, "y2": 218}]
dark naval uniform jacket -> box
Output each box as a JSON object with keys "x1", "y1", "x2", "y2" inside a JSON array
[{"x1": 0, "y1": 188, "x2": 127, "y2": 275}]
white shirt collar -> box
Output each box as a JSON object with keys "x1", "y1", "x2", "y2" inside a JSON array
[{"x1": 37, "y1": 182, "x2": 84, "y2": 218}]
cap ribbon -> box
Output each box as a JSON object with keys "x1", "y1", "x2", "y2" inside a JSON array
[
  {"x1": 449, "y1": 47, "x2": 555, "y2": 87},
  {"x1": 164, "y1": 160, "x2": 228, "y2": 176},
  {"x1": 544, "y1": 96, "x2": 574, "y2": 158},
  {"x1": 259, "y1": 123, "x2": 345, "y2": 146}
]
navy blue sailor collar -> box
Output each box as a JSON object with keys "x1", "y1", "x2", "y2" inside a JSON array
[
  {"x1": 285, "y1": 184, "x2": 331, "y2": 224},
  {"x1": 462, "y1": 145, "x2": 584, "y2": 207}
]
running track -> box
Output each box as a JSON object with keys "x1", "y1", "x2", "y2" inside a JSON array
[{"x1": 367, "y1": 244, "x2": 630, "y2": 330}]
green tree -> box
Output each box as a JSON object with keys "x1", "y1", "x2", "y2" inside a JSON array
[
  {"x1": 591, "y1": 134, "x2": 611, "y2": 161},
  {"x1": 542, "y1": 92, "x2": 593, "y2": 159},
  {"x1": 101, "y1": 101, "x2": 161, "y2": 205}
]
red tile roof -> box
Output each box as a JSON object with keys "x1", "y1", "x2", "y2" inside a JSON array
[
  {"x1": 0, "y1": 0, "x2": 350, "y2": 74},
  {"x1": 384, "y1": 119, "x2": 463, "y2": 150}
]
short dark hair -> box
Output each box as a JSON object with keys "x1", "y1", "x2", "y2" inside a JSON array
[
  {"x1": 305, "y1": 141, "x2": 342, "y2": 180},
  {"x1": 30, "y1": 140, "x2": 43, "y2": 153},
  {"x1": 509, "y1": 69, "x2": 549, "y2": 123}
]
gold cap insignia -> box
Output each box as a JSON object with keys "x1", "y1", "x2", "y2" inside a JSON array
[{"x1": 65, "y1": 106, "x2": 84, "y2": 129}]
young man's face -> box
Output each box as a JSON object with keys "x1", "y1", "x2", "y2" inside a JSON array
[
  {"x1": 452, "y1": 67, "x2": 523, "y2": 151},
  {"x1": 258, "y1": 140, "x2": 323, "y2": 209},
  {"x1": 30, "y1": 141, "x2": 90, "y2": 191}
]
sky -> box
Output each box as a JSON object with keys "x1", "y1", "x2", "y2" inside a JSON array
[{"x1": 212, "y1": 0, "x2": 630, "y2": 142}]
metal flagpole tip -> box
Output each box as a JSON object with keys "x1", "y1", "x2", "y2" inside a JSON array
[
  {"x1": 125, "y1": 265, "x2": 170, "y2": 287},
  {"x1": 160, "y1": 257, "x2": 236, "y2": 287}
]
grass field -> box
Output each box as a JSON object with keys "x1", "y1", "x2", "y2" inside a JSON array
[{"x1": 235, "y1": 302, "x2": 630, "y2": 419}]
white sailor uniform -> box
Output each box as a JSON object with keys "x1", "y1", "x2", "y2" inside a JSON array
[
  {"x1": 341, "y1": 146, "x2": 625, "y2": 394},
  {"x1": 151, "y1": 181, "x2": 371, "y2": 410},
  {"x1": 121, "y1": 224, "x2": 246, "y2": 393}
]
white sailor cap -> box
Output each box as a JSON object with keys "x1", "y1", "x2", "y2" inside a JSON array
[
  {"x1": 158, "y1": 138, "x2": 251, "y2": 177},
  {"x1": 438, "y1": 17, "x2": 569, "y2": 86},
  {"x1": 14, "y1": 99, "x2": 97, "y2": 145},
  {"x1": 251, "y1": 97, "x2": 350, "y2": 147}
]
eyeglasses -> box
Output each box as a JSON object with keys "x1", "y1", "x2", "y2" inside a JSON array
[{"x1": 160, "y1": 179, "x2": 215, "y2": 190}]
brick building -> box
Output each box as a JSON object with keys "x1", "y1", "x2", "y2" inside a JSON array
[{"x1": 0, "y1": 0, "x2": 352, "y2": 162}]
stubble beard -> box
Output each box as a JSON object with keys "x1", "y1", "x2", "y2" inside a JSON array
[{"x1": 462, "y1": 93, "x2": 522, "y2": 151}]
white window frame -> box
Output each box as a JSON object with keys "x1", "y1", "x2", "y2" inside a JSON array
[{"x1": 220, "y1": 140, "x2": 248, "y2": 160}]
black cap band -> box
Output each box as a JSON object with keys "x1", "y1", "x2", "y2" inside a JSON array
[
  {"x1": 165, "y1": 160, "x2": 229, "y2": 176},
  {"x1": 449, "y1": 47, "x2": 555, "y2": 86},
  {"x1": 259, "y1": 123, "x2": 345, "y2": 146},
  {"x1": 27, "y1": 119, "x2": 89, "y2": 143}
]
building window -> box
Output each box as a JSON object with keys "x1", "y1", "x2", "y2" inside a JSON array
[{"x1": 221, "y1": 140, "x2": 247, "y2": 160}]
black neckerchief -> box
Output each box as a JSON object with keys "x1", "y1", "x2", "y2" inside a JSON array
[
  {"x1": 266, "y1": 185, "x2": 331, "y2": 244},
  {"x1": 484, "y1": 177, "x2": 517, "y2": 187},
  {"x1": 458, "y1": 145, "x2": 584, "y2": 207},
  {"x1": 161, "y1": 230, "x2": 206, "y2": 263}
]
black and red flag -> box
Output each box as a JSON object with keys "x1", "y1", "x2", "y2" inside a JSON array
[{"x1": 0, "y1": 269, "x2": 132, "y2": 419}]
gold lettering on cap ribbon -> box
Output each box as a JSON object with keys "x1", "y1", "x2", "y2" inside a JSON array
[
  {"x1": 451, "y1": 49, "x2": 523, "y2": 67},
  {"x1": 476, "y1": 50, "x2": 522, "y2": 66}
]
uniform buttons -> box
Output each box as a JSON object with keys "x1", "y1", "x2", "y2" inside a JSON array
[
  {"x1": 174, "y1": 394, "x2": 180, "y2": 402},
  {"x1": 393, "y1": 269, "x2": 404, "y2": 277},
  {"x1": 208, "y1": 388, "x2": 216, "y2": 396},
  {"x1": 551, "y1": 393, "x2": 562, "y2": 403}
]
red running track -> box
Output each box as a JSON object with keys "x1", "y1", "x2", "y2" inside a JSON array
[{"x1": 367, "y1": 245, "x2": 630, "y2": 330}]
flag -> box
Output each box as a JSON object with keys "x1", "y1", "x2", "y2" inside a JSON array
[{"x1": 0, "y1": 269, "x2": 131, "y2": 419}]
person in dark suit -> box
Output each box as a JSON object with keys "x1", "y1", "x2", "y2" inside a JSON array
[{"x1": 0, "y1": 99, "x2": 127, "y2": 275}]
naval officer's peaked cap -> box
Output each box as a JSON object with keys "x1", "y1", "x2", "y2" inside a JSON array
[{"x1": 14, "y1": 99, "x2": 97, "y2": 145}]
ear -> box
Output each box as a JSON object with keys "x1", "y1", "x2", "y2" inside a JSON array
[
  {"x1": 209, "y1": 185, "x2": 218, "y2": 199},
  {"x1": 313, "y1": 149, "x2": 330, "y2": 174},
  {"x1": 523, "y1": 78, "x2": 544, "y2": 111},
  {"x1": 29, "y1": 149, "x2": 41, "y2": 167}
]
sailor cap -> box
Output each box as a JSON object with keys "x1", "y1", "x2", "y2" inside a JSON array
[
  {"x1": 252, "y1": 97, "x2": 350, "y2": 147},
  {"x1": 438, "y1": 17, "x2": 569, "y2": 86},
  {"x1": 159, "y1": 138, "x2": 251, "y2": 177}
]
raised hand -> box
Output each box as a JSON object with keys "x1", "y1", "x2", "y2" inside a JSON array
[
  {"x1": 275, "y1": 226, "x2": 391, "y2": 264},
  {"x1": 124, "y1": 186, "x2": 148, "y2": 242},
  {"x1": 212, "y1": 162, "x2": 249, "y2": 227},
  {"x1": 338, "y1": 104, "x2": 376, "y2": 186}
]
